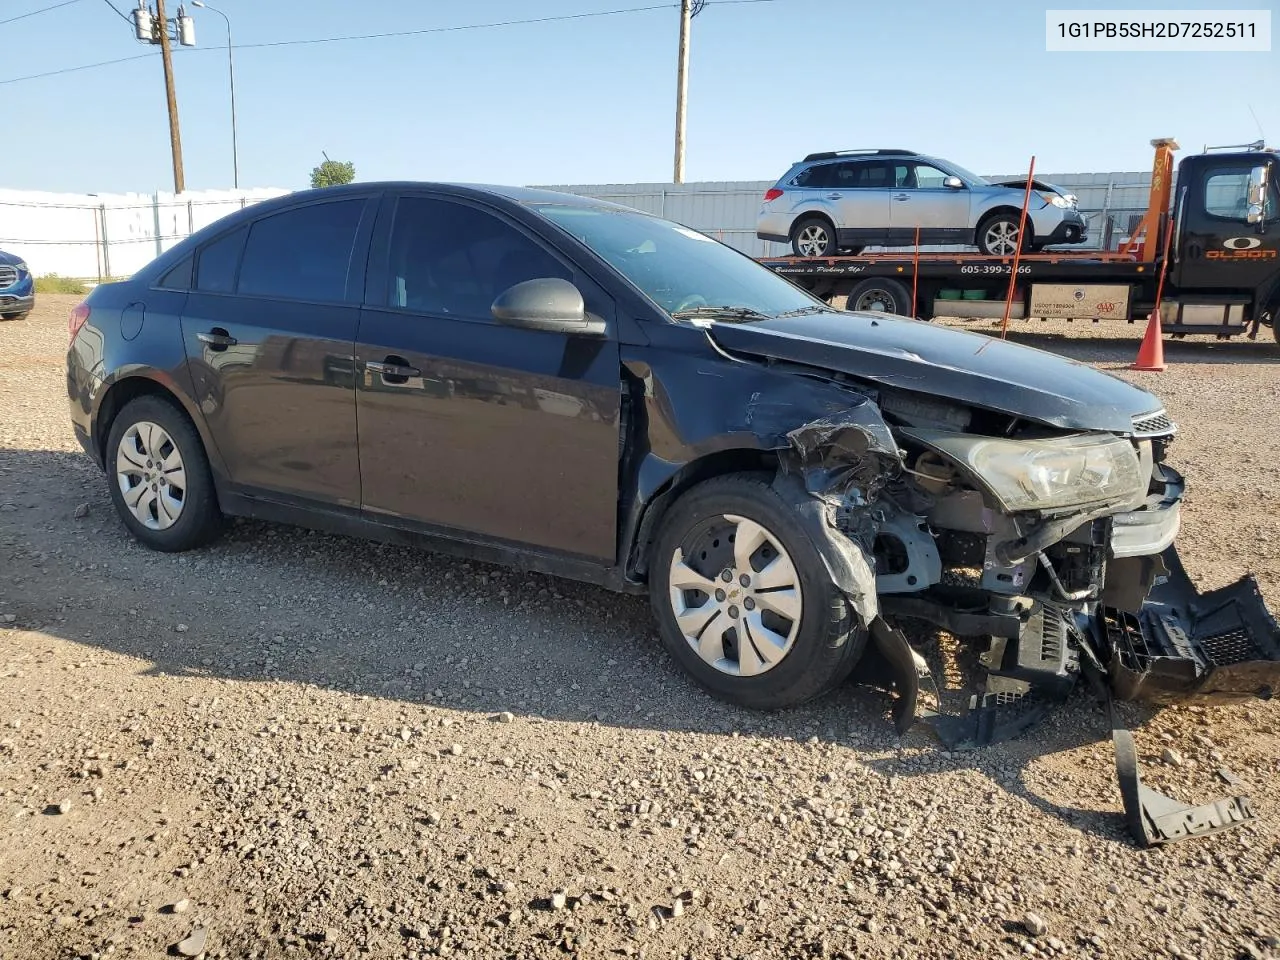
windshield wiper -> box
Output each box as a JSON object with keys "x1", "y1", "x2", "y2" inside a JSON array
[
  {"x1": 669, "y1": 305, "x2": 774, "y2": 323},
  {"x1": 773, "y1": 304, "x2": 830, "y2": 318}
]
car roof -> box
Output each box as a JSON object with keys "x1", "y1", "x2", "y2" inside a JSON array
[
  {"x1": 242, "y1": 181, "x2": 637, "y2": 214},
  {"x1": 129, "y1": 181, "x2": 648, "y2": 283}
]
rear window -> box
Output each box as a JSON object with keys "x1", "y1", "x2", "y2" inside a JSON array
[
  {"x1": 195, "y1": 226, "x2": 247, "y2": 294},
  {"x1": 236, "y1": 200, "x2": 365, "y2": 303},
  {"x1": 157, "y1": 255, "x2": 193, "y2": 291}
]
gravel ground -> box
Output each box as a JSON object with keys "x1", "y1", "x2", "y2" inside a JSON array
[{"x1": 1, "y1": 295, "x2": 1279, "y2": 960}]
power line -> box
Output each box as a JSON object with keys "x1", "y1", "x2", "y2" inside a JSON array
[
  {"x1": 228, "y1": 4, "x2": 676, "y2": 53},
  {"x1": 0, "y1": 0, "x2": 792, "y2": 87},
  {"x1": 0, "y1": 51, "x2": 157, "y2": 85},
  {"x1": 98, "y1": 0, "x2": 133, "y2": 24},
  {"x1": 0, "y1": 0, "x2": 83, "y2": 27}
]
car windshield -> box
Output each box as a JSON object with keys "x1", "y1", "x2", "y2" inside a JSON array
[
  {"x1": 936, "y1": 159, "x2": 990, "y2": 186},
  {"x1": 531, "y1": 204, "x2": 823, "y2": 320}
]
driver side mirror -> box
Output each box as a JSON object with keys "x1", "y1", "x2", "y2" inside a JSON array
[
  {"x1": 943, "y1": 176, "x2": 965, "y2": 189},
  {"x1": 1246, "y1": 164, "x2": 1269, "y2": 226},
  {"x1": 491, "y1": 278, "x2": 606, "y2": 336}
]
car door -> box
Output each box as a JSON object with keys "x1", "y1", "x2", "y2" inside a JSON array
[
  {"x1": 180, "y1": 194, "x2": 377, "y2": 508},
  {"x1": 829, "y1": 160, "x2": 892, "y2": 246},
  {"x1": 354, "y1": 192, "x2": 621, "y2": 561},
  {"x1": 888, "y1": 162, "x2": 972, "y2": 245}
]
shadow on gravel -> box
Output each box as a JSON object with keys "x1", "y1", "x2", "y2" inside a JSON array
[{"x1": 1, "y1": 447, "x2": 1152, "y2": 844}]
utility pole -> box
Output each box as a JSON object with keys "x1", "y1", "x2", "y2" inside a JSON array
[
  {"x1": 672, "y1": 0, "x2": 692, "y2": 184},
  {"x1": 132, "y1": 1, "x2": 196, "y2": 193},
  {"x1": 155, "y1": 0, "x2": 184, "y2": 193}
]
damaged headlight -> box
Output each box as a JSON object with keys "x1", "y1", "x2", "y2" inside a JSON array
[{"x1": 906, "y1": 430, "x2": 1145, "y2": 513}]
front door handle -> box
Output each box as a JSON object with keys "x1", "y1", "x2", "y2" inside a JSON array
[
  {"x1": 366, "y1": 358, "x2": 421, "y2": 384},
  {"x1": 892, "y1": 194, "x2": 910, "y2": 201},
  {"x1": 197, "y1": 328, "x2": 237, "y2": 350}
]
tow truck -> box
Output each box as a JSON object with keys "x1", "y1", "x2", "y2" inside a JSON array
[{"x1": 758, "y1": 138, "x2": 1280, "y2": 342}]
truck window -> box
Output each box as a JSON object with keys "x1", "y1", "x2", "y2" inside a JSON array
[{"x1": 1204, "y1": 170, "x2": 1276, "y2": 222}]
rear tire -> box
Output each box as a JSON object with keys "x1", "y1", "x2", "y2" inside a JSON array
[
  {"x1": 649, "y1": 474, "x2": 867, "y2": 710},
  {"x1": 791, "y1": 216, "x2": 839, "y2": 258},
  {"x1": 847, "y1": 277, "x2": 912, "y2": 316},
  {"x1": 976, "y1": 212, "x2": 1030, "y2": 256},
  {"x1": 106, "y1": 395, "x2": 225, "y2": 552}
]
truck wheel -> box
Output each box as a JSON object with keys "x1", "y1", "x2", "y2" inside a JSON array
[
  {"x1": 847, "y1": 277, "x2": 912, "y2": 316},
  {"x1": 791, "y1": 216, "x2": 838, "y2": 258},
  {"x1": 106, "y1": 395, "x2": 226, "y2": 552},
  {"x1": 1, "y1": 312, "x2": 28, "y2": 321},
  {"x1": 649, "y1": 474, "x2": 867, "y2": 710},
  {"x1": 977, "y1": 213, "x2": 1030, "y2": 256}
]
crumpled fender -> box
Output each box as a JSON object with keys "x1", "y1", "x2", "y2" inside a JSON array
[
  {"x1": 767, "y1": 401, "x2": 904, "y2": 627},
  {"x1": 770, "y1": 471, "x2": 880, "y2": 625}
]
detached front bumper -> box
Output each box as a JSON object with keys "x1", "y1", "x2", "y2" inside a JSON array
[{"x1": 1104, "y1": 545, "x2": 1280, "y2": 702}]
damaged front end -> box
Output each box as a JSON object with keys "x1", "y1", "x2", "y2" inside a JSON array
[{"x1": 775, "y1": 391, "x2": 1280, "y2": 846}]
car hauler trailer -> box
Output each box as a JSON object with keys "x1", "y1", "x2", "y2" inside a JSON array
[{"x1": 758, "y1": 139, "x2": 1280, "y2": 342}]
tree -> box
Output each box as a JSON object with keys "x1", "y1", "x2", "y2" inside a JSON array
[{"x1": 310, "y1": 153, "x2": 355, "y2": 188}]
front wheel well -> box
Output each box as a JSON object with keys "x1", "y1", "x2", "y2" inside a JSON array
[
  {"x1": 94, "y1": 377, "x2": 190, "y2": 469},
  {"x1": 975, "y1": 206, "x2": 1033, "y2": 240},
  {"x1": 627, "y1": 448, "x2": 778, "y2": 585}
]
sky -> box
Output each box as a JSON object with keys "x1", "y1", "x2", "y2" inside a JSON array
[{"x1": 0, "y1": 0, "x2": 1277, "y2": 195}]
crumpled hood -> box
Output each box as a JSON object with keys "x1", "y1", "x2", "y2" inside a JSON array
[{"x1": 707, "y1": 311, "x2": 1161, "y2": 433}]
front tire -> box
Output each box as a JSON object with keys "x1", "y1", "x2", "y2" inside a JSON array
[
  {"x1": 791, "y1": 216, "x2": 839, "y2": 258},
  {"x1": 1, "y1": 312, "x2": 28, "y2": 321},
  {"x1": 976, "y1": 212, "x2": 1030, "y2": 256},
  {"x1": 106, "y1": 395, "x2": 225, "y2": 552},
  {"x1": 649, "y1": 474, "x2": 867, "y2": 710}
]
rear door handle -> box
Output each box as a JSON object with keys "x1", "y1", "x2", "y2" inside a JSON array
[
  {"x1": 366, "y1": 359, "x2": 421, "y2": 383},
  {"x1": 825, "y1": 193, "x2": 844, "y2": 200},
  {"x1": 892, "y1": 194, "x2": 910, "y2": 201},
  {"x1": 197, "y1": 329, "x2": 237, "y2": 349}
]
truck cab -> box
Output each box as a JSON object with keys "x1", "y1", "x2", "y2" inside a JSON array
[{"x1": 1166, "y1": 148, "x2": 1280, "y2": 338}]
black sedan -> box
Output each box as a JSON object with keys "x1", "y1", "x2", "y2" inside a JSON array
[{"x1": 66, "y1": 183, "x2": 1279, "y2": 719}]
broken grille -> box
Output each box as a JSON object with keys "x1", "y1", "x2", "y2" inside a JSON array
[
  {"x1": 1132, "y1": 410, "x2": 1176, "y2": 437},
  {"x1": 0, "y1": 265, "x2": 17, "y2": 288}
]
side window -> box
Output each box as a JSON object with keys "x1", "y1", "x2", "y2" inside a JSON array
[
  {"x1": 236, "y1": 199, "x2": 365, "y2": 302},
  {"x1": 792, "y1": 163, "x2": 836, "y2": 188},
  {"x1": 195, "y1": 226, "x2": 246, "y2": 293},
  {"x1": 1204, "y1": 169, "x2": 1276, "y2": 221},
  {"x1": 830, "y1": 162, "x2": 865, "y2": 189},
  {"x1": 158, "y1": 255, "x2": 193, "y2": 290},
  {"x1": 910, "y1": 164, "x2": 949, "y2": 189},
  {"x1": 847, "y1": 161, "x2": 891, "y2": 189},
  {"x1": 384, "y1": 197, "x2": 571, "y2": 319}
]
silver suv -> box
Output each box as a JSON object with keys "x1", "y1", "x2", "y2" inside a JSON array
[{"x1": 757, "y1": 149, "x2": 1087, "y2": 258}]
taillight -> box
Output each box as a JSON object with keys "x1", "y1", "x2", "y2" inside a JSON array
[
  {"x1": 763, "y1": 188, "x2": 783, "y2": 202},
  {"x1": 68, "y1": 302, "x2": 90, "y2": 344}
]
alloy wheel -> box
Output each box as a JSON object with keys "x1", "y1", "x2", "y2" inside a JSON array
[
  {"x1": 796, "y1": 225, "x2": 831, "y2": 257},
  {"x1": 115, "y1": 421, "x2": 187, "y2": 530},
  {"x1": 667, "y1": 513, "x2": 803, "y2": 677},
  {"x1": 984, "y1": 220, "x2": 1020, "y2": 256}
]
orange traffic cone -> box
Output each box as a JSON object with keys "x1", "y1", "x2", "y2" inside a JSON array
[{"x1": 1130, "y1": 310, "x2": 1166, "y2": 372}]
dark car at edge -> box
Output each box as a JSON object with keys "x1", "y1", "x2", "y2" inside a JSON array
[{"x1": 65, "y1": 183, "x2": 1280, "y2": 727}]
